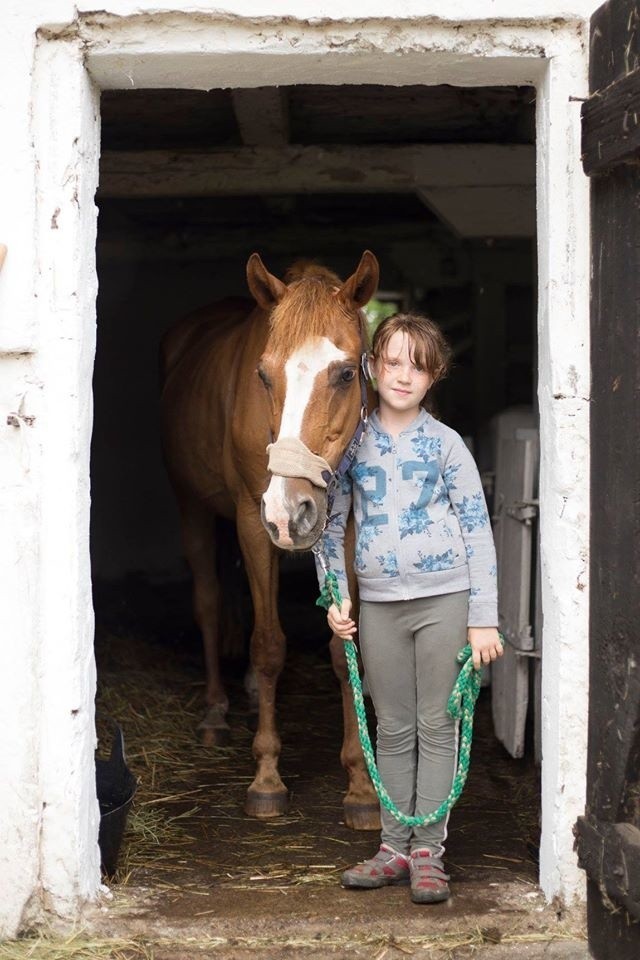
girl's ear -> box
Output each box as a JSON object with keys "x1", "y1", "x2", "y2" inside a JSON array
[{"x1": 367, "y1": 353, "x2": 380, "y2": 383}]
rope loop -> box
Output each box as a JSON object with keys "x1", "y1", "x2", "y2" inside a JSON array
[{"x1": 316, "y1": 568, "x2": 489, "y2": 827}]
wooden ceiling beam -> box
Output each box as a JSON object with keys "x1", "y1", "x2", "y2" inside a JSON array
[
  {"x1": 230, "y1": 87, "x2": 290, "y2": 146},
  {"x1": 98, "y1": 144, "x2": 534, "y2": 198},
  {"x1": 96, "y1": 217, "x2": 448, "y2": 261}
]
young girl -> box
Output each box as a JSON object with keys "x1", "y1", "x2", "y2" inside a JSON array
[{"x1": 321, "y1": 312, "x2": 502, "y2": 905}]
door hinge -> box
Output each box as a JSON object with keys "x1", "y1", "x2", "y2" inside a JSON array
[
  {"x1": 506, "y1": 499, "x2": 539, "y2": 525},
  {"x1": 500, "y1": 625, "x2": 541, "y2": 658}
]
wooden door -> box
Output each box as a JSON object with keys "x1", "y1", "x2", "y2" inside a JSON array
[{"x1": 574, "y1": 1, "x2": 640, "y2": 955}]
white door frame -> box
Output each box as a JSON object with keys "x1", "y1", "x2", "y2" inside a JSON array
[{"x1": 3, "y1": 9, "x2": 590, "y2": 933}]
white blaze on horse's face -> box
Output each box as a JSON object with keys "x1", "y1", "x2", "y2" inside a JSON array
[
  {"x1": 280, "y1": 338, "x2": 349, "y2": 438},
  {"x1": 262, "y1": 337, "x2": 348, "y2": 548}
]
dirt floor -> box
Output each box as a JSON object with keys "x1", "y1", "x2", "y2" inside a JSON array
[{"x1": 71, "y1": 573, "x2": 588, "y2": 959}]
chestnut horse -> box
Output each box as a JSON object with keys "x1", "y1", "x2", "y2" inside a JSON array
[{"x1": 160, "y1": 251, "x2": 380, "y2": 828}]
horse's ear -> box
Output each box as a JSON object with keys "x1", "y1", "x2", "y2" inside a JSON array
[
  {"x1": 246, "y1": 253, "x2": 287, "y2": 309},
  {"x1": 339, "y1": 250, "x2": 379, "y2": 308}
]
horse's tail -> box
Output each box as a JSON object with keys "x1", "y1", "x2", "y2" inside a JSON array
[{"x1": 284, "y1": 259, "x2": 342, "y2": 285}]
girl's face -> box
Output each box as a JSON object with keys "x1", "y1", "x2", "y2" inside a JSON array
[{"x1": 371, "y1": 330, "x2": 433, "y2": 418}]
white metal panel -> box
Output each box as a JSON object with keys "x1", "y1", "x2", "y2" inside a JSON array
[{"x1": 490, "y1": 411, "x2": 539, "y2": 758}]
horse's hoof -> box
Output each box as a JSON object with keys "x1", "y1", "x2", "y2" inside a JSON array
[
  {"x1": 245, "y1": 788, "x2": 289, "y2": 819},
  {"x1": 343, "y1": 800, "x2": 381, "y2": 831},
  {"x1": 198, "y1": 724, "x2": 231, "y2": 747}
]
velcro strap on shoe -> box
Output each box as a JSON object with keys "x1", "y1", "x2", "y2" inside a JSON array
[{"x1": 413, "y1": 862, "x2": 450, "y2": 881}]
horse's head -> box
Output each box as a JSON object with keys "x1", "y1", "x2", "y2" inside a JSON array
[{"x1": 248, "y1": 250, "x2": 379, "y2": 551}]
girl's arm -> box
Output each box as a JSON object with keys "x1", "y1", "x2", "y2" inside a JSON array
[
  {"x1": 314, "y1": 474, "x2": 353, "y2": 605},
  {"x1": 443, "y1": 435, "x2": 499, "y2": 630},
  {"x1": 314, "y1": 476, "x2": 357, "y2": 639}
]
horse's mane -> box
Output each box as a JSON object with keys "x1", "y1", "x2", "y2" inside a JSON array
[{"x1": 268, "y1": 260, "x2": 367, "y2": 356}]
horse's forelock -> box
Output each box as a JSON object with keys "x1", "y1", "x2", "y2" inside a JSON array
[
  {"x1": 283, "y1": 260, "x2": 342, "y2": 285},
  {"x1": 268, "y1": 274, "x2": 359, "y2": 357}
]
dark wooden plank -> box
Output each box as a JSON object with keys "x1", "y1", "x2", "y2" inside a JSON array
[
  {"x1": 585, "y1": 7, "x2": 640, "y2": 957},
  {"x1": 288, "y1": 84, "x2": 535, "y2": 145},
  {"x1": 589, "y1": 0, "x2": 640, "y2": 92},
  {"x1": 586, "y1": 878, "x2": 640, "y2": 959},
  {"x1": 582, "y1": 67, "x2": 640, "y2": 174},
  {"x1": 575, "y1": 817, "x2": 640, "y2": 919},
  {"x1": 589, "y1": 162, "x2": 640, "y2": 822}
]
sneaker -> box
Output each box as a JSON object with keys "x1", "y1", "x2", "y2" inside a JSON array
[
  {"x1": 409, "y1": 849, "x2": 451, "y2": 903},
  {"x1": 341, "y1": 844, "x2": 410, "y2": 889}
]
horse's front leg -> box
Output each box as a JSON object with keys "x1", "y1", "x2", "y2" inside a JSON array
[
  {"x1": 236, "y1": 496, "x2": 288, "y2": 818},
  {"x1": 331, "y1": 518, "x2": 380, "y2": 830},
  {"x1": 330, "y1": 627, "x2": 381, "y2": 831}
]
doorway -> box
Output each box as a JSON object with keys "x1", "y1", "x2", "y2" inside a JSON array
[
  {"x1": 22, "y1": 13, "x2": 590, "y2": 929},
  {"x1": 92, "y1": 81, "x2": 538, "y2": 900}
]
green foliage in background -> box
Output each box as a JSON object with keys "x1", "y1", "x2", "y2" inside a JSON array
[{"x1": 362, "y1": 298, "x2": 399, "y2": 338}]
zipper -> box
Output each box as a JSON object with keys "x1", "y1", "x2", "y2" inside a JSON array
[{"x1": 390, "y1": 440, "x2": 409, "y2": 601}]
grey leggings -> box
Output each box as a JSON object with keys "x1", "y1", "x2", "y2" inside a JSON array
[{"x1": 359, "y1": 590, "x2": 469, "y2": 857}]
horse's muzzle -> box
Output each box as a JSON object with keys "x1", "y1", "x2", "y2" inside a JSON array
[{"x1": 261, "y1": 478, "x2": 327, "y2": 550}]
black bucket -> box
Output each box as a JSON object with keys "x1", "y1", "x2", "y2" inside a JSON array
[{"x1": 96, "y1": 721, "x2": 137, "y2": 876}]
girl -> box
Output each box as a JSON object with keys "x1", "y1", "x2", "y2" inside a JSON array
[{"x1": 321, "y1": 312, "x2": 502, "y2": 904}]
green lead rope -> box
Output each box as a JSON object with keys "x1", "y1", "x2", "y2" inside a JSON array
[{"x1": 317, "y1": 570, "x2": 484, "y2": 828}]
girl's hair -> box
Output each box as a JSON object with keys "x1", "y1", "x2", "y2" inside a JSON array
[{"x1": 371, "y1": 312, "x2": 453, "y2": 384}]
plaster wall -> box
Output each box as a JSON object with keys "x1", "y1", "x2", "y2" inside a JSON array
[
  {"x1": 535, "y1": 46, "x2": 591, "y2": 904},
  {"x1": 0, "y1": 0, "x2": 598, "y2": 937}
]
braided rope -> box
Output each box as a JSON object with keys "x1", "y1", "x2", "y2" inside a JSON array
[{"x1": 317, "y1": 570, "x2": 485, "y2": 827}]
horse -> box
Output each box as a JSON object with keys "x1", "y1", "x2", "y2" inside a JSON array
[{"x1": 160, "y1": 251, "x2": 380, "y2": 829}]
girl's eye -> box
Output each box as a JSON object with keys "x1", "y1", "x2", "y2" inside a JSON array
[
  {"x1": 413, "y1": 364, "x2": 424, "y2": 373},
  {"x1": 386, "y1": 360, "x2": 399, "y2": 368},
  {"x1": 340, "y1": 368, "x2": 356, "y2": 383}
]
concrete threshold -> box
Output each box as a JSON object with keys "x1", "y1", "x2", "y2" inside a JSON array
[{"x1": 72, "y1": 878, "x2": 588, "y2": 959}]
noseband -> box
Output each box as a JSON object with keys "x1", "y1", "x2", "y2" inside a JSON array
[{"x1": 266, "y1": 351, "x2": 370, "y2": 516}]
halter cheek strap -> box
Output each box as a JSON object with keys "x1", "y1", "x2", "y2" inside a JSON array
[{"x1": 324, "y1": 351, "x2": 369, "y2": 513}]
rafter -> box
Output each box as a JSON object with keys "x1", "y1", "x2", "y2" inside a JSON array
[
  {"x1": 230, "y1": 87, "x2": 290, "y2": 146},
  {"x1": 98, "y1": 144, "x2": 535, "y2": 198}
]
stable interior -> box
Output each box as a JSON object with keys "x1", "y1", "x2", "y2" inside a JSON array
[{"x1": 91, "y1": 83, "x2": 541, "y2": 915}]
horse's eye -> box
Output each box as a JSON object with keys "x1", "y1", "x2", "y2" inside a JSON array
[
  {"x1": 257, "y1": 366, "x2": 272, "y2": 389},
  {"x1": 340, "y1": 368, "x2": 356, "y2": 383}
]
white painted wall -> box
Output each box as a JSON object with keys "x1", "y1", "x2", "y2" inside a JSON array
[{"x1": 0, "y1": 0, "x2": 599, "y2": 937}]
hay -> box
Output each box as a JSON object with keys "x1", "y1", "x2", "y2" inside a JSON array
[
  {"x1": 95, "y1": 625, "x2": 540, "y2": 896},
  {"x1": 96, "y1": 631, "x2": 358, "y2": 891},
  {"x1": 0, "y1": 927, "x2": 587, "y2": 960}
]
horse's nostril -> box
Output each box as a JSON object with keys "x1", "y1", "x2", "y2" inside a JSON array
[
  {"x1": 260, "y1": 499, "x2": 279, "y2": 541},
  {"x1": 294, "y1": 497, "x2": 317, "y2": 536},
  {"x1": 266, "y1": 520, "x2": 279, "y2": 540}
]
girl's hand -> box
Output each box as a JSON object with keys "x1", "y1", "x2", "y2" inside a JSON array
[
  {"x1": 468, "y1": 627, "x2": 503, "y2": 670},
  {"x1": 328, "y1": 599, "x2": 357, "y2": 639}
]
